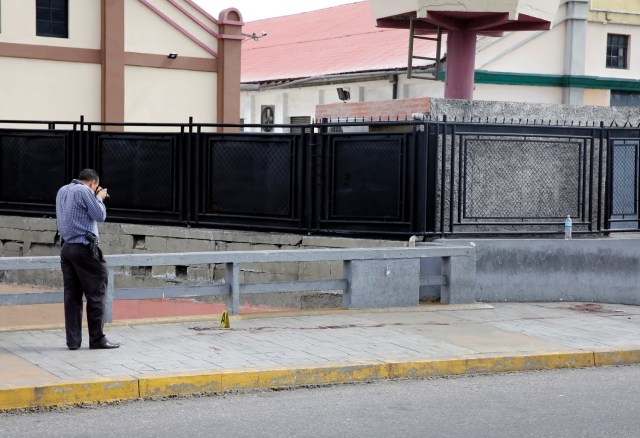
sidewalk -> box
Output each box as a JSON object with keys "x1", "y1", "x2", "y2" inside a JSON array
[{"x1": 2, "y1": 302, "x2": 640, "y2": 410}]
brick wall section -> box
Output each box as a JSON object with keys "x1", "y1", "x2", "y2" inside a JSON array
[{"x1": 315, "y1": 97, "x2": 431, "y2": 120}]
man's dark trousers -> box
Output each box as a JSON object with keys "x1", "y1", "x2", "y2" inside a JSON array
[{"x1": 60, "y1": 243, "x2": 108, "y2": 348}]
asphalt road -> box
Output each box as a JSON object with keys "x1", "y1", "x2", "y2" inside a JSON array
[{"x1": 2, "y1": 366, "x2": 640, "y2": 438}]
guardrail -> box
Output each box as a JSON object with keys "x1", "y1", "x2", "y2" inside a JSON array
[{"x1": 0, "y1": 245, "x2": 476, "y2": 322}]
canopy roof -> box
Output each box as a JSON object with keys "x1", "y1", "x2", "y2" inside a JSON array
[{"x1": 370, "y1": 0, "x2": 560, "y2": 35}]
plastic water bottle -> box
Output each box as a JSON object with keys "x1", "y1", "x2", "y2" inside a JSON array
[{"x1": 564, "y1": 215, "x2": 572, "y2": 240}]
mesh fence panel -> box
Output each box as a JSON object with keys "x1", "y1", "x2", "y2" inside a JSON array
[
  {"x1": 0, "y1": 133, "x2": 66, "y2": 203},
  {"x1": 207, "y1": 138, "x2": 294, "y2": 217},
  {"x1": 330, "y1": 137, "x2": 404, "y2": 219},
  {"x1": 612, "y1": 141, "x2": 638, "y2": 216},
  {"x1": 464, "y1": 139, "x2": 582, "y2": 219},
  {"x1": 98, "y1": 136, "x2": 176, "y2": 211}
]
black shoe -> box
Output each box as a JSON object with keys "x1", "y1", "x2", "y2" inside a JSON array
[
  {"x1": 68, "y1": 345, "x2": 80, "y2": 350},
  {"x1": 89, "y1": 338, "x2": 120, "y2": 349}
]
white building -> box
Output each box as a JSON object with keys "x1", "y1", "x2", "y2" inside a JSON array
[{"x1": 240, "y1": 0, "x2": 640, "y2": 130}]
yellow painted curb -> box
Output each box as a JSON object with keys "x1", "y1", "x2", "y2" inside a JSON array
[
  {"x1": 139, "y1": 372, "x2": 224, "y2": 398},
  {"x1": 594, "y1": 349, "x2": 640, "y2": 366},
  {"x1": 387, "y1": 352, "x2": 595, "y2": 379},
  {"x1": 0, "y1": 377, "x2": 139, "y2": 410},
  {"x1": 138, "y1": 352, "x2": 594, "y2": 399},
  {"x1": 1, "y1": 349, "x2": 637, "y2": 411}
]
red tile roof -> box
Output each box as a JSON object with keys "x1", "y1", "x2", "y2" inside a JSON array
[{"x1": 241, "y1": 1, "x2": 443, "y2": 83}]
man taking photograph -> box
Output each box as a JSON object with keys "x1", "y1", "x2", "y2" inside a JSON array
[{"x1": 56, "y1": 168, "x2": 120, "y2": 350}]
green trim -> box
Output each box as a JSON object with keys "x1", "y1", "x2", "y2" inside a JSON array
[{"x1": 440, "y1": 70, "x2": 640, "y2": 92}]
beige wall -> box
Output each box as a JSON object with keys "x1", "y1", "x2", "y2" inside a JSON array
[
  {"x1": 125, "y1": 66, "x2": 217, "y2": 125},
  {"x1": 585, "y1": 21, "x2": 640, "y2": 79},
  {"x1": 0, "y1": 0, "x2": 101, "y2": 49},
  {"x1": 0, "y1": 58, "x2": 101, "y2": 121},
  {"x1": 583, "y1": 88, "x2": 610, "y2": 106},
  {"x1": 475, "y1": 83, "x2": 564, "y2": 104},
  {"x1": 125, "y1": 0, "x2": 218, "y2": 58},
  {"x1": 478, "y1": 23, "x2": 567, "y2": 75},
  {"x1": 0, "y1": 0, "x2": 240, "y2": 126},
  {"x1": 590, "y1": 0, "x2": 640, "y2": 24}
]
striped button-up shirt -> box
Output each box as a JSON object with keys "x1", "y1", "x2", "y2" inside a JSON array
[{"x1": 56, "y1": 179, "x2": 106, "y2": 245}]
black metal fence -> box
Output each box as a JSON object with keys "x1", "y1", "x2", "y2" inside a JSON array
[{"x1": 0, "y1": 117, "x2": 638, "y2": 238}]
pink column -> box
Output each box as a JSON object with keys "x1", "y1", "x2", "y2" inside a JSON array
[{"x1": 444, "y1": 30, "x2": 477, "y2": 100}]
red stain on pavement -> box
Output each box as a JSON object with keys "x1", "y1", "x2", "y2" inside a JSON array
[{"x1": 112, "y1": 299, "x2": 293, "y2": 320}]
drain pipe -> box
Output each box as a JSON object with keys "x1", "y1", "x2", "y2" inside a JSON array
[{"x1": 390, "y1": 74, "x2": 399, "y2": 99}]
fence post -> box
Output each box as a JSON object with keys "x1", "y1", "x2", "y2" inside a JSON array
[
  {"x1": 105, "y1": 267, "x2": 115, "y2": 323},
  {"x1": 225, "y1": 262, "x2": 240, "y2": 315}
]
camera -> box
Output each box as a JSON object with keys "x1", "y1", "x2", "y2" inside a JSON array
[{"x1": 96, "y1": 187, "x2": 110, "y2": 199}]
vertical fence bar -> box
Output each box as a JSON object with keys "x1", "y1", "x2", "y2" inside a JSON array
[
  {"x1": 604, "y1": 128, "x2": 613, "y2": 230},
  {"x1": 449, "y1": 122, "x2": 456, "y2": 233},
  {"x1": 597, "y1": 122, "x2": 605, "y2": 231},
  {"x1": 185, "y1": 116, "x2": 193, "y2": 226},
  {"x1": 406, "y1": 126, "x2": 416, "y2": 229},
  {"x1": 456, "y1": 124, "x2": 463, "y2": 224},
  {"x1": 588, "y1": 132, "x2": 595, "y2": 231},
  {"x1": 304, "y1": 127, "x2": 314, "y2": 231},
  {"x1": 426, "y1": 121, "x2": 438, "y2": 234},
  {"x1": 296, "y1": 126, "x2": 306, "y2": 230},
  {"x1": 225, "y1": 262, "x2": 240, "y2": 315},
  {"x1": 105, "y1": 267, "x2": 115, "y2": 323},
  {"x1": 79, "y1": 115, "x2": 86, "y2": 170},
  {"x1": 323, "y1": 130, "x2": 332, "y2": 229},
  {"x1": 414, "y1": 123, "x2": 427, "y2": 234},
  {"x1": 314, "y1": 129, "x2": 324, "y2": 232},
  {"x1": 579, "y1": 138, "x2": 585, "y2": 220},
  {"x1": 439, "y1": 117, "x2": 447, "y2": 236}
]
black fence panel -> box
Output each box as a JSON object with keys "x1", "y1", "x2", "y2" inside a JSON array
[
  {"x1": 88, "y1": 132, "x2": 183, "y2": 224},
  {"x1": 0, "y1": 129, "x2": 71, "y2": 215},
  {"x1": 193, "y1": 133, "x2": 304, "y2": 231},
  {"x1": 315, "y1": 132, "x2": 416, "y2": 234},
  {"x1": 607, "y1": 128, "x2": 640, "y2": 230}
]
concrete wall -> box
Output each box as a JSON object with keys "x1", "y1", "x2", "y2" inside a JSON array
[
  {"x1": 428, "y1": 98, "x2": 640, "y2": 124},
  {"x1": 0, "y1": 216, "x2": 401, "y2": 293},
  {"x1": 433, "y1": 237, "x2": 640, "y2": 305}
]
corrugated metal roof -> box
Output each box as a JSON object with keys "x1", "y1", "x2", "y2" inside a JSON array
[{"x1": 241, "y1": 1, "x2": 442, "y2": 83}]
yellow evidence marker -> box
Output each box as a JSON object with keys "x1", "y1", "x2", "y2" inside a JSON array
[{"x1": 220, "y1": 309, "x2": 230, "y2": 328}]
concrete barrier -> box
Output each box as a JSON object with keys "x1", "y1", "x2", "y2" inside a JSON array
[
  {"x1": 0, "y1": 245, "x2": 476, "y2": 317},
  {"x1": 425, "y1": 237, "x2": 640, "y2": 304}
]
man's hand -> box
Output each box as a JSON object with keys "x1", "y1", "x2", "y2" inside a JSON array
[{"x1": 96, "y1": 187, "x2": 109, "y2": 201}]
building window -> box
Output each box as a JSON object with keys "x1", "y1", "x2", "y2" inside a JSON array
[
  {"x1": 289, "y1": 116, "x2": 311, "y2": 134},
  {"x1": 606, "y1": 34, "x2": 628, "y2": 69},
  {"x1": 36, "y1": 0, "x2": 68, "y2": 38},
  {"x1": 611, "y1": 91, "x2": 640, "y2": 107}
]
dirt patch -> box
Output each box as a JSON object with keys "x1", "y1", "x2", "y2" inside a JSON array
[{"x1": 569, "y1": 303, "x2": 626, "y2": 315}]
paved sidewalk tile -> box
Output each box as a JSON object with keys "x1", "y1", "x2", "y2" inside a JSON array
[{"x1": 2, "y1": 303, "x2": 640, "y2": 392}]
